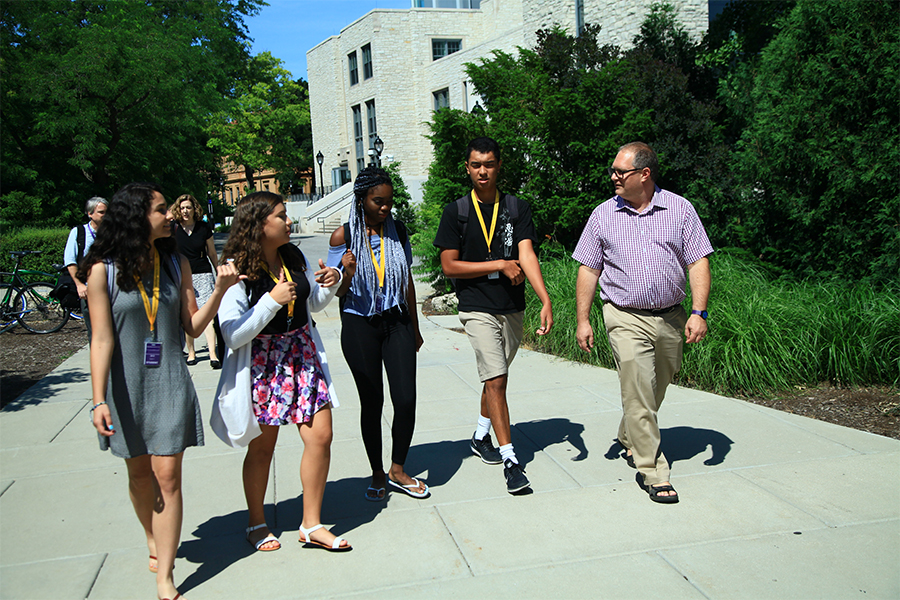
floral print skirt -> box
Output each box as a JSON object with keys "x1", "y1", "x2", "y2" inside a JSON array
[{"x1": 250, "y1": 323, "x2": 332, "y2": 425}]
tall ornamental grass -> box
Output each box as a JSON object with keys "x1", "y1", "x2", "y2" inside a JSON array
[{"x1": 523, "y1": 248, "x2": 899, "y2": 397}]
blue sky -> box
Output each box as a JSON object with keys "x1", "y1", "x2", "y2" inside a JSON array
[{"x1": 244, "y1": 0, "x2": 412, "y2": 81}]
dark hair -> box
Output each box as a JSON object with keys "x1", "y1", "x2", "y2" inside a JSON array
[
  {"x1": 466, "y1": 137, "x2": 501, "y2": 162},
  {"x1": 619, "y1": 141, "x2": 659, "y2": 182},
  {"x1": 353, "y1": 166, "x2": 393, "y2": 203},
  {"x1": 77, "y1": 182, "x2": 176, "y2": 292},
  {"x1": 221, "y1": 191, "x2": 304, "y2": 282}
]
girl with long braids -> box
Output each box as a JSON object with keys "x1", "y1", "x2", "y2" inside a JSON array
[
  {"x1": 80, "y1": 182, "x2": 243, "y2": 600},
  {"x1": 328, "y1": 166, "x2": 426, "y2": 502},
  {"x1": 211, "y1": 192, "x2": 351, "y2": 553}
]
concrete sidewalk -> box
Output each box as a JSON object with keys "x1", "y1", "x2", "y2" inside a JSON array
[{"x1": 1, "y1": 235, "x2": 898, "y2": 599}]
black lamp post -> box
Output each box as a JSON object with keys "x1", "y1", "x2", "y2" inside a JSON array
[
  {"x1": 373, "y1": 135, "x2": 384, "y2": 167},
  {"x1": 315, "y1": 151, "x2": 324, "y2": 198}
]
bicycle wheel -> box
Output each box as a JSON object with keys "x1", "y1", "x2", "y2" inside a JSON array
[
  {"x1": 16, "y1": 282, "x2": 70, "y2": 334},
  {"x1": 0, "y1": 283, "x2": 24, "y2": 333}
]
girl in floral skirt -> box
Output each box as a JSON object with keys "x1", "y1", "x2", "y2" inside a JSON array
[{"x1": 212, "y1": 192, "x2": 351, "y2": 553}]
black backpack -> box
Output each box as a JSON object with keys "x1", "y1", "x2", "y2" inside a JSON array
[{"x1": 50, "y1": 225, "x2": 89, "y2": 309}]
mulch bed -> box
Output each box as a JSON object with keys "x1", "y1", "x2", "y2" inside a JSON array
[{"x1": 0, "y1": 319, "x2": 89, "y2": 408}]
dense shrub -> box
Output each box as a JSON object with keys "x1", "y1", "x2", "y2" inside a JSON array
[
  {"x1": 523, "y1": 249, "x2": 900, "y2": 396},
  {"x1": 0, "y1": 227, "x2": 71, "y2": 280}
]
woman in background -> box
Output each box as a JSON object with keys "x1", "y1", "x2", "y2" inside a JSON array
[
  {"x1": 172, "y1": 194, "x2": 220, "y2": 368},
  {"x1": 81, "y1": 182, "x2": 242, "y2": 600}
]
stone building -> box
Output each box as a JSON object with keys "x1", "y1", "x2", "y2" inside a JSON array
[{"x1": 307, "y1": 0, "x2": 709, "y2": 204}]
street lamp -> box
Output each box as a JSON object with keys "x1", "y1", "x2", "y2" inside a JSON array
[
  {"x1": 315, "y1": 151, "x2": 324, "y2": 198},
  {"x1": 373, "y1": 135, "x2": 384, "y2": 167}
]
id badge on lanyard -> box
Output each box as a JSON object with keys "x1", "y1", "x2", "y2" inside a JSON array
[
  {"x1": 144, "y1": 337, "x2": 162, "y2": 367},
  {"x1": 368, "y1": 227, "x2": 388, "y2": 311},
  {"x1": 137, "y1": 250, "x2": 162, "y2": 367},
  {"x1": 473, "y1": 190, "x2": 501, "y2": 279}
]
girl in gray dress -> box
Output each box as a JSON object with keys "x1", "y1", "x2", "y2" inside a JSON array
[{"x1": 81, "y1": 182, "x2": 243, "y2": 600}]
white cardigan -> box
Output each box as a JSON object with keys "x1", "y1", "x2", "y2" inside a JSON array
[{"x1": 211, "y1": 256, "x2": 340, "y2": 447}]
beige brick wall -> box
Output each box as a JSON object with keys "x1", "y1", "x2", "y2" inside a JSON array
[{"x1": 523, "y1": 0, "x2": 708, "y2": 48}]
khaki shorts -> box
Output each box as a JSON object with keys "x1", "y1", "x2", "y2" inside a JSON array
[{"x1": 458, "y1": 310, "x2": 524, "y2": 382}]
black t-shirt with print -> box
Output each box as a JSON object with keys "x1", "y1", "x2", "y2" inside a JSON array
[{"x1": 433, "y1": 193, "x2": 536, "y2": 314}]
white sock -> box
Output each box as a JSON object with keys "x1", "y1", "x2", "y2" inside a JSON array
[
  {"x1": 474, "y1": 416, "x2": 491, "y2": 440},
  {"x1": 499, "y1": 443, "x2": 517, "y2": 464}
]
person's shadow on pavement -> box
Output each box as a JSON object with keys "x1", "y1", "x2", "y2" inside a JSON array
[
  {"x1": 602, "y1": 426, "x2": 733, "y2": 467},
  {"x1": 174, "y1": 440, "x2": 473, "y2": 593},
  {"x1": 512, "y1": 418, "x2": 589, "y2": 463}
]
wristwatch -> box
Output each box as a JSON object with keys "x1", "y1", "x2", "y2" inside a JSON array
[{"x1": 691, "y1": 310, "x2": 708, "y2": 319}]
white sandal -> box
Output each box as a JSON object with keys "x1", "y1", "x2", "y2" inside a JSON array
[
  {"x1": 298, "y1": 523, "x2": 351, "y2": 552},
  {"x1": 246, "y1": 523, "x2": 280, "y2": 552}
]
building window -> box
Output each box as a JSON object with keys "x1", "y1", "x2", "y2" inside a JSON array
[
  {"x1": 362, "y1": 44, "x2": 373, "y2": 80},
  {"x1": 432, "y1": 39, "x2": 461, "y2": 61},
  {"x1": 366, "y1": 100, "x2": 377, "y2": 151},
  {"x1": 353, "y1": 105, "x2": 365, "y2": 173},
  {"x1": 348, "y1": 51, "x2": 359, "y2": 86},
  {"x1": 433, "y1": 88, "x2": 450, "y2": 111}
]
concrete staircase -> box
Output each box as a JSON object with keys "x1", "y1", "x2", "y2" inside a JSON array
[{"x1": 287, "y1": 182, "x2": 354, "y2": 234}]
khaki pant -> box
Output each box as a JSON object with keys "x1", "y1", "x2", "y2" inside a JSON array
[{"x1": 603, "y1": 303, "x2": 686, "y2": 486}]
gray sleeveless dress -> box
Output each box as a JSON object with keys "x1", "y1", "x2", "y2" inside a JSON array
[{"x1": 100, "y1": 258, "x2": 204, "y2": 458}]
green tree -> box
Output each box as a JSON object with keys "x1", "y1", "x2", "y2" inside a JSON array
[
  {"x1": 733, "y1": 0, "x2": 900, "y2": 283},
  {"x1": 417, "y1": 22, "x2": 727, "y2": 247},
  {"x1": 0, "y1": 0, "x2": 262, "y2": 227},
  {"x1": 206, "y1": 52, "x2": 312, "y2": 194}
]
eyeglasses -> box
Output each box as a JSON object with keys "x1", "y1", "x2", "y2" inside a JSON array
[{"x1": 606, "y1": 167, "x2": 642, "y2": 178}]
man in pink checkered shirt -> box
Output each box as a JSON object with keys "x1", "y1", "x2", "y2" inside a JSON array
[{"x1": 573, "y1": 142, "x2": 713, "y2": 504}]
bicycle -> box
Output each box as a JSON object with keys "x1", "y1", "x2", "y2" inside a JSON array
[{"x1": 0, "y1": 251, "x2": 70, "y2": 334}]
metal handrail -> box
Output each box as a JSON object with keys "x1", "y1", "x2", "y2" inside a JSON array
[{"x1": 306, "y1": 189, "x2": 354, "y2": 220}]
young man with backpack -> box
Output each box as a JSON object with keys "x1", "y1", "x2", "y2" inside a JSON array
[
  {"x1": 63, "y1": 195, "x2": 108, "y2": 337},
  {"x1": 433, "y1": 137, "x2": 553, "y2": 494}
]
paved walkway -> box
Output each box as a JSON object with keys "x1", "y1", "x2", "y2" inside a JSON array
[{"x1": 1, "y1": 234, "x2": 898, "y2": 599}]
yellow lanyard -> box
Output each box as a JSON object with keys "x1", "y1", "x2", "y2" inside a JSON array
[
  {"x1": 263, "y1": 258, "x2": 294, "y2": 318},
  {"x1": 366, "y1": 225, "x2": 386, "y2": 288},
  {"x1": 472, "y1": 189, "x2": 500, "y2": 253},
  {"x1": 135, "y1": 249, "x2": 160, "y2": 333}
]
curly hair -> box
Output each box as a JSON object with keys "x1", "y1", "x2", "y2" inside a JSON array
[
  {"x1": 221, "y1": 191, "x2": 304, "y2": 282},
  {"x1": 77, "y1": 182, "x2": 177, "y2": 292},
  {"x1": 173, "y1": 193, "x2": 204, "y2": 223}
]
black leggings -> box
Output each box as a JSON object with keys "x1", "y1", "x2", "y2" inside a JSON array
[{"x1": 341, "y1": 309, "x2": 417, "y2": 470}]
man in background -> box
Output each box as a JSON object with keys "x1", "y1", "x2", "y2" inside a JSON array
[{"x1": 63, "y1": 196, "x2": 107, "y2": 338}]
